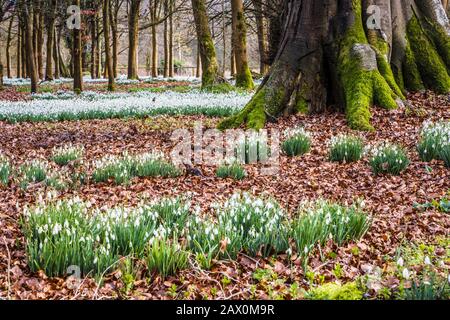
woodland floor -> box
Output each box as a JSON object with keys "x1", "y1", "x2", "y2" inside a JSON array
[{"x1": 0, "y1": 83, "x2": 448, "y2": 300}]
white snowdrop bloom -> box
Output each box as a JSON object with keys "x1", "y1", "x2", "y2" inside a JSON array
[
  {"x1": 304, "y1": 246, "x2": 309, "y2": 254},
  {"x1": 52, "y1": 223, "x2": 62, "y2": 235},
  {"x1": 402, "y1": 268, "x2": 410, "y2": 280},
  {"x1": 93, "y1": 257, "x2": 98, "y2": 264},
  {"x1": 397, "y1": 257, "x2": 404, "y2": 267},
  {"x1": 424, "y1": 256, "x2": 431, "y2": 265}
]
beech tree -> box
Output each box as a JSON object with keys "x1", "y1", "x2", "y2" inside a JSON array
[
  {"x1": 219, "y1": 0, "x2": 450, "y2": 131},
  {"x1": 231, "y1": 0, "x2": 254, "y2": 89},
  {"x1": 191, "y1": 0, "x2": 223, "y2": 87},
  {"x1": 103, "y1": 0, "x2": 115, "y2": 90},
  {"x1": 128, "y1": 0, "x2": 141, "y2": 79}
]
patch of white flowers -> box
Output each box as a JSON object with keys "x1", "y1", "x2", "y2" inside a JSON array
[
  {"x1": 51, "y1": 143, "x2": 84, "y2": 166},
  {"x1": 417, "y1": 120, "x2": 450, "y2": 162},
  {"x1": 0, "y1": 89, "x2": 251, "y2": 122}
]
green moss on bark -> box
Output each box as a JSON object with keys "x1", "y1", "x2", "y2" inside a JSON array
[
  {"x1": 337, "y1": 0, "x2": 399, "y2": 131},
  {"x1": 375, "y1": 51, "x2": 405, "y2": 99},
  {"x1": 403, "y1": 41, "x2": 425, "y2": 91},
  {"x1": 235, "y1": 67, "x2": 255, "y2": 90},
  {"x1": 406, "y1": 16, "x2": 450, "y2": 94},
  {"x1": 218, "y1": 88, "x2": 267, "y2": 130}
]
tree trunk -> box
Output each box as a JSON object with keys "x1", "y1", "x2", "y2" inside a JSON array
[
  {"x1": 54, "y1": 26, "x2": 63, "y2": 78},
  {"x1": 163, "y1": 0, "x2": 169, "y2": 78},
  {"x1": 151, "y1": 24, "x2": 158, "y2": 77},
  {"x1": 45, "y1": 0, "x2": 57, "y2": 81},
  {"x1": 231, "y1": 0, "x2": 254, "y2": 89},
  {"x1": 37, "y1": 10, "x2": 44, "y2": 79},
  {"x1": 219, "y1": 0, "x2": 450, "y2": 131},
  {"x1": 191, "y1": 0, "x2": 223, "y2": 88},
  {"x1": 128, "y1": 0, "x2": 141, "y2": 79},
  {"x1": 19, "y1": 0, "x2": 38, "y2": 93},
  {"x1": 6, "y1": 15, "x2": 14, "y2": 78},
  {"x1": 73, "y1": 0, "x2": 83, "y2": 92},
  {"x1": 251, "y1": 0, "x2": 270, "y2": 75},
  {"x1": 90, "y1": 9, "x2": 97, "y2": 79},
  {"x1": 16, "y1": 23, "x2": 21, "y2": 78},
  {"x1": 103, "y1": 0, "x2": 115, "y2": 91},
  {"x1": 169, "y1": 0, "x2": 174, "y2": 77},
  {"x1": 110, "y1": 0, "x2": 120, "y2": 78}
]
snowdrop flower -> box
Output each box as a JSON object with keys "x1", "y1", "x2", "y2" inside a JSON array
[
  {"x1": 424, "y1": 256, "x2": 431, "y2": 265},
  {"x1": 402, "y1": 268, "x2": 410, "y2": 280},
  {"x1": 397, "y1": 257, "x2": 404, "y2": 267}
]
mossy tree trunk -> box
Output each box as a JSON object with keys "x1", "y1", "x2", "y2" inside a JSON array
[
  {"x1": 231, "y1": 0, "x2": 255, "y2": 89},
  {"x1": 220, "y1": 0, "x2": 450, "y2": 131},
  {"x1": 191, "y1": 0, "x2": 223, "y2": 88}
]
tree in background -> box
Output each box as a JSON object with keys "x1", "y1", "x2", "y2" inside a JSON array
[
  {"x1": 191, "y1": 0, "x2": 223, "y2": 88},
  {"x1": 231, "y1": 0, "x2": 254, "y2": 89}
]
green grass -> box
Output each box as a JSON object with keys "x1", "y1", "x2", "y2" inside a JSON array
[
  {"x1": 216, "y1": 160, "x2": 246, "y2": 180},
  {"x1": 291, "y1": 199, "x2": 372, "y2": 260},
  {"x1": 0, "y1": 154, "x2": 11, "y2": 185},
  {"x1": 145, "y1": 237, "x2": 189, "y2": 279},
  {"x1": 282, "y1": 128, "x2": 311, "y2": 157},
  {"x1": 51, "y1": 144, "x2": 84, "y2": 166},
  {"x1": 329, "y1": 134, "x2": 364, "y2": 163},
  {"x1": 18, "y1": 159, "x2": 48, "y2": 189},
  {"x1": 92, "y1": 152, "x2": 180, "y2": 185}
]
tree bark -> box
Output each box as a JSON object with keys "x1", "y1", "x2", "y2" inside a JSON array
[
  {"x1": 45, "y1": 0, "x2": 57, "y2": 81},
  {"x1": 128, "y1": 0, "x2": 141, "y2": 79},
  {"x1": 73, "y1": 0, "x2": 83, "y2": 92},
  {"x1": 103, "y1": 0, "x2": 115, "y2": 90},
  {"x1": 19, "y1": 0, "x2": 38, "y2": 93},
  {"x1": 220, "y1": 0, "x2": 450, "y2": 131},
  {"x1": 251, "y1": 0, "x2": 270, "y2": 75},
  {"x1": 16, "y1": 23, "x2": 21, "y2": 78},
  {"x1": 169, "y1": 0, "x2": 174, "y2": 77},
  {"x1": 191, "y1": 0, "x2": 223, "y2": 88},
  {"x1": 110, "y1": 0, "x2": 121, "y2": 78},
  {"x1": 6, "y1": 15, "x2": 14, "y2": 78},
  {"x1": 231, "y1": 0, "x2": 254, "y2": 89}
]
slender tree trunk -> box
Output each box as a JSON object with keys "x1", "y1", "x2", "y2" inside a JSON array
[
  {"x1": 90, "y1": 10, "x2": 97, "y2": 79},
  {"x1": 231, "y1": 0, "x2": 254, "y2": 89},
  {"x1": 37, "y1": 10, "x2": 44, "y2": 79},
  {"x1": 73, "y1": 0, "x2": 83, "y2": 92},
  {"x1": 191, "y1": 0, "x2": 223, "y2": 87},
  {"x1": 110, "y1": 1, "x2": 119, "y2": 78},
  {"x1": 21, "y1": 23, "x2": 27, "y2": 78},
  {"x1": 251, "y1": 0, "x2": 270, "y2": 75},
  {"x1": 128, "y1": 0, "x2": 141, "y2": 79},
  {"x1": 222, "y1": 0, "x2": 227, "y2": 77},
  {"x1": 103, "y1": 0, "x2": 115, "y2": 90},
  {"x1": 196, "y1": 42, "x2": 201, "y2": 78},
  {"x1": 16, "y1": 23, "x2": 21, "y2": 78},
  {"x1": 19, "y1": 0, "x2": 38, "y2": 93},
  {"x1": 169, "y1": 0, "x2": 174, "y2": 77},
  {"x1": 151, "y1": 24, "x2": 158, "y2": 77},
  {"x1": 6, "y1": 16, "x2": 14, "y2": 78},
  {"x1": 53, "y1": 27, "x2": 60, "y2": 79},
  {"x1": 230, "y1": 48, "x2": 236, "y2": 77},
  {"x1": 163, "y1": 0, "x2": 169, "y2": 78},
  {"x1": 219, "y1": 0, "x2": 450, "y2": 131},
  {"x1": 45, "y1": 0, "x2": 57, "y2": 81}
]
